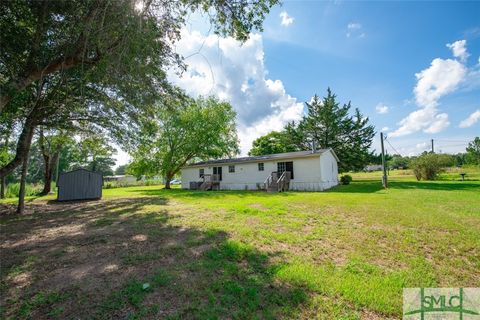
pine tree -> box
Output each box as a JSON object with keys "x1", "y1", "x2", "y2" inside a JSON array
[
  {"x1": 298, "y1": 88, "x2": 375, "y2": 172},
  {"x1": 347, "y1": 108, "x2": 375, "y2": 171},
  {"x1": 300, "y1": 89, "x2": 351, "y2": 152}
]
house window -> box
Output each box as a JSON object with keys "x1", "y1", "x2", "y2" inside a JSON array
[
  {"x1": 199, "y1": 169, "x2": 204, "y2": 178},
  {"x1": 277, "y1": 161, "x2": 294, "y2": 179},
  {"x1": 228, "y1": 165, "x2": 235, "y2": 173},
  {"x1": 258, "y1": 163, "x2": 264, "y2": 171}
]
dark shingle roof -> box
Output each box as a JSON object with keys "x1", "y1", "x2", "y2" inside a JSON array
[{"x1": 186, "y1": 149, "x2": 335, "y2": 167}]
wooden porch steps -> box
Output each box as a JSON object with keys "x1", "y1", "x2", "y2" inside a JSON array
[{"x1": 264, "y1": 171, "x2": 291, "y2": 192}]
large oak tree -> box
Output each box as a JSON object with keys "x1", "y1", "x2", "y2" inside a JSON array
[{"x1": 129, "y1": 92, "x2": 239, "y2": 189}]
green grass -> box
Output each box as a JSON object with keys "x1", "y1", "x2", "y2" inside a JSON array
[
  {"x1": 98, "y1": 269, "x2": 172, "y2": 319},
  {"x1": 1, "y1": 169, "x2": 479, "y2": 319},
  {"x1": 18, "y1": 291, "x2": 71, "y2": 318},
  {"x1": 99, "y1": 172, "x2": 478, "y2": 317}
]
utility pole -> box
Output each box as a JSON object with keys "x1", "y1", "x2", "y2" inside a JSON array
[
  {"x1": 381, "y1": 132, "x2": 388, "y2": 188},
  {"x1": 431, "y1": 139, "x2": 434, "y2": 153}
]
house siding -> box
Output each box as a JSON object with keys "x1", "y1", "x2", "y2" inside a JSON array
[
  {"x1": 181, "y1": 150, "x2": 339, "y2": 191},
  {"x1": 319, "y1": 151, "x2": 339, "y2": 190}
]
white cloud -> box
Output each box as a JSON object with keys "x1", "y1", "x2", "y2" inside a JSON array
[
  {"x1": 279, "y1": 11, "x2": 294, "y2": 27},
  {"x1": 447, "y1": 40, "x2": 469, "y2": 62},
  {"x1": 459, "y1": 110, "x2": 480, "y2": 128},
  {"x1": 346, "y1": 22, "x2": 364, "y2": 38},
  {"x1": 390, "y1": 41, "x2": 470, "y2": 137},
  {"x1": 424, "y1": 112, "x2": 450, "y2": 133},
  {"x1": 348, "y1": 22, "x2": 361, "y2": 30},
  {"x1": 169, "y1": 29, "x2": 304, "y2": 154},
  {"x1": 416, "y1": 142, "x2": 429, "y2": 149},
  {"x1": 375, "y1": 103, "x2": 389, "y2": 114},
  {"x1": 413, "y1": 58, "x2": 467, "y2": 108},
  {"x1": 390, "y1": 106, "x2": 450, "y2": 137},
  {"x1": 381, "y1": 126, "x2": 389, "y2": 132}
]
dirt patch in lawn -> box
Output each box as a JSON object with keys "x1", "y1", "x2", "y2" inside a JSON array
[{"x1": 0, "y1": 197, "x2": 318, "y2": 319}]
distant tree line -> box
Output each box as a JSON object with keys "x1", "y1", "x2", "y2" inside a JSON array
[
  {"x1": 373, "y1": 137, "x2": 480, "y2": 171},
  {"x1": 0, "y1": 129, "x2": 117, "y2": 197},
  {"x1": 369, "y1": 137, "x2": 480, "y2": 180}
]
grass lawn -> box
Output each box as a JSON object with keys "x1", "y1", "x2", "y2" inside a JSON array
[{"x1": 1, "y1": 171, "x2": 479, "y2": 319}]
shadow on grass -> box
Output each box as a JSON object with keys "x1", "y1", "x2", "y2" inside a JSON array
[{"x1": 0, "y1": 197, "x2": 307, "y2": 319}]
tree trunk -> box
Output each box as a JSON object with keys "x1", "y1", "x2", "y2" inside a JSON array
[
  {"x1": 1, "y1": 134, "x2": 8, "y2": 199},
  {"x1": 17, "y1": 155, "x2": 29, "y2": 214},
  {"x1": 0, "y1": 115, "x2": 37, "y2": 179},
  {"x1": 41, "y1": 150, "x2": 51, "y2": 195},
  {"x1": 0, "y1": 176, "x2": 5, "y2": 199},
  {"x1": 40, "y1": 151, "x2": 59, "y2": 195},
  {"x1": 164, "y1": 173, "x2": 173, "y2": 189}
]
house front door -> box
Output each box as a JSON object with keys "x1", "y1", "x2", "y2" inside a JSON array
[
  {"x1": 277, "y1": 161, "x2": 294, "y2": 179},
  {"x1": 213, "y1": 167, "x2": 222, "y2": 181}
]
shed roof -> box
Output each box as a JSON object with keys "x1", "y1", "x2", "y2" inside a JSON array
[
  {"x1": 185, "y1": 149, "x2": 338, "y2": 167},
  {"x1": 59, "y1": 168, "x2": 102, "y2": 176}
]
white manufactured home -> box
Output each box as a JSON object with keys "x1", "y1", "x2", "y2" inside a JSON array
[{"x1": 181, "y1": 149, "x2": 339, "y2": 192}]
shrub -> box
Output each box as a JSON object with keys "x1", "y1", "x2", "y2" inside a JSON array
[
  {"x1": 410, "y1": 153, "x2": 453, "y2": 181},
  {"x1": 340, "y1": 175, "x2": 352, "y2": 185},
  {"x1": 5, "y1": 183, "x2": 43, "y2": 198}
]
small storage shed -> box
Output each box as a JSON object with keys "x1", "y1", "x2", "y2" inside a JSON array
[{"x1": 57, "y1": 169, "x2": 103, "y2": 201}]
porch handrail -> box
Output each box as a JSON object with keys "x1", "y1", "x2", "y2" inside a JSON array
[
  {"x1": 277, "y1": 171, "x2": 286, "y2": 191},
  {"x1": 276, "y1": 171, "x2": 291, "y2": 192},
  {"x1": 264, "y1": 171, "x2": 291, "y2": 191}
]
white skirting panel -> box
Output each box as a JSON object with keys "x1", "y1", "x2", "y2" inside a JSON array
[
  {"x1": 290, "y1": 180, "x2": 338, "y2": 191},
  {"x1": 183, "y1": 181, "x2": 338, "y2": 191},
  {"x1": 219, "y1": 183, "x2": 264, "y2": 190}
]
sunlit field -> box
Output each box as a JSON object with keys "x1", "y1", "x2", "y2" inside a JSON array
[{"x1": 1, "y1": 169, "x2": 479, "y2": 319}]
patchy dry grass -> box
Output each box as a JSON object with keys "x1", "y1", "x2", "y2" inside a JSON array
[{"x1": 1, "y1": 174, "x2": 479, "y2": 319}]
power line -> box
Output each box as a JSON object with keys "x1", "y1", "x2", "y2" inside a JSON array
[{"x1": 384, "y1": 137, "x2": 402, "y2": 155}]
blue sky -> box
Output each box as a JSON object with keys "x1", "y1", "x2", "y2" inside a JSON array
[
  {"x1": 258, "y1": 1, "x2": 480, "y2": 155},
  {"x1": 116, "y1": 1, "x2": 480, "y2": 165}
]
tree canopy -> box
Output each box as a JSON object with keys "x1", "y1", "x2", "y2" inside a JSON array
[
  {"x1": 465, "y1": 137, "x2": 480, "y2": 165},
  {"x1": 248, "y1": 131, "x2": 299, "y2": 156},
  {"x1": 129, "y1": 93, "x2": 239, "y2": 188},
  {"x1": 298, "y1": 89, "x2": 375, "y2": 171},
  {"x1": 248, "y1": 89, "x2": 376, "y2": 172}
]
